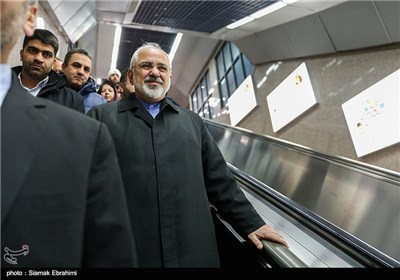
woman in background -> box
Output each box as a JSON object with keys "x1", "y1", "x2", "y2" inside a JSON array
[{"x1": 98, "y1": 80, "x2": 118, "y2": 102}]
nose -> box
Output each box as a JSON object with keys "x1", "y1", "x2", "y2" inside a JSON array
[
  {"x1": 76, "y1": 67, "x2": 85, "y2": 75},
  {"x1": 149, "y1": 67, "x2": 160, "y2": 77},
  {"x1": 34, "y1": 52, "x2": 45, "y2": 62}
]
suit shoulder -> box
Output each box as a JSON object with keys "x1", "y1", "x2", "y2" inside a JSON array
[
  {"x1": 87, "y1": 101, "x2": 118, "y2": 119},
  {"x1": 43, "y1": 99, "x2": 101, "y2": 126}
]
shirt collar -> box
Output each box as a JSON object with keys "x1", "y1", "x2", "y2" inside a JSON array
[
  {"x1": 18, "y1": 72, "x2": 49, "y2": 96},
  {"x1": 136, "y1": 96, "x2": 161, "y2": 118}
]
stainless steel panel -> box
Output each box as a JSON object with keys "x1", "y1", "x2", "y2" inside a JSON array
[
  {"x1": 205, "y1": 120, "x2": 400, "y2": 264},
  {"x1": 241, "y1": 185, "x2": 364, "y2": 267}
]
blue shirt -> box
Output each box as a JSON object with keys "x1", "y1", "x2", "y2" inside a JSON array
[
  {"x1": 0, "y1": 65, "x2": 11, "y2": 107},
  {"x1": 137, "y1": 97, "x2": 161, "y2": 118}
]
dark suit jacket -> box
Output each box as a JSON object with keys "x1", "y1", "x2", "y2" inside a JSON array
[{"x1": 1, "y1": 73, "x2": 137, "y2": 267}]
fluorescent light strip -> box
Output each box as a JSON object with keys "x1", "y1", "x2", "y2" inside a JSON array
[
  {"x1": 110, "y1": 25, "x2": 122, "y2": 71},
  {"x1": 226, "y1": 0, "x2": 297, "y2": 30},
  {"x1": 169, "y1": 32, "x2": 183, "y2": 64},
  {"x1": 251, "y1": 2, "x2": 287, "y2": 19},
  {"x1": 226, "y1": 16, "x2": 255, "y2": 30}
]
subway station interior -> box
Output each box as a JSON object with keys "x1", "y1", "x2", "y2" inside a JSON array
[{"x1": 6, "y1": 0, "x2": 400, "y2": 268}]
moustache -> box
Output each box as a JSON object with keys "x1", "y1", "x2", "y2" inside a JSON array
[
  {"x1": 30, "y1": 64, "x2": 44, "y2": 70},
  {"x1": 73, "y1": 76, "x2": 84, "y2": 81},
  {"x1": 144, "y1": 76, "x2": 163, "y2": 84}
]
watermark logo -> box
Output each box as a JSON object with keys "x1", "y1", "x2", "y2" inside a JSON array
[{"x1": 3, "y1": 245, "x2": 29, "y2": 265}]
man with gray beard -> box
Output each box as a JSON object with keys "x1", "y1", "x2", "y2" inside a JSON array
[{"x1": 87, "y1": 42, "x2": 288, "y2": 268}]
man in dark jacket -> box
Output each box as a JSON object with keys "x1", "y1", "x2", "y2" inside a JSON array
[
  {"x1": 1, "y1": 0, "x2": 137, "y2": 268},
  {"x1": 13, "y1": 29, "x2": 84, "y2": 113},
  {"x1": 61, "y1": 48, "x2": 106, "y2": 113},
  {"x1": 88, "y1": 42, "x2": 288, "y2": 267}
]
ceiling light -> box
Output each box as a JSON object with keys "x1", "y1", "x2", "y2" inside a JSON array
[
  {"x1": 251, "y1": 2, "x2": 287, "y2": 19},
  {"x1": 226, "y1": 16, "x2": 254, "y2": 30},
  {"x1": 169, "y1": 32, "x2": 183, "y2": 63},
  {"x1": 110, "y1": 26, "x2": 122, "y2": 72},
  {"x1": 226, "y1": 0, "x2": 298, "y2": 30}
]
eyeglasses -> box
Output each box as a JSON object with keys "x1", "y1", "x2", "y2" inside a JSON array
[{"x1": 136, "y1": 61, "x2": 169, "y2": 73}]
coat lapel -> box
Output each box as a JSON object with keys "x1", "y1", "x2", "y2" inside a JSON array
[{"x1": 1, "y1": 75, "x2": 49, "y2": 226}]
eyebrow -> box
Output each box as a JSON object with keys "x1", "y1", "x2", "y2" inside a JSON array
[
  {"x1": 70, "y1": 62, "x2": 91, "y2": 72},
  {"x1": 25, "y1": 46, "x2": 54, "y2": 57}
]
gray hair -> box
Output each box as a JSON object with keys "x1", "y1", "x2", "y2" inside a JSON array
[{"x1": 129, "y1": 42, "x2": 172, "y2": 72}]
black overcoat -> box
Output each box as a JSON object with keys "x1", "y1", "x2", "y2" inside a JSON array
[
  {"x1": 1, "y1": 73, "x2": 137, "y2": 267},
  {"x1": 88, "y1": 94, "x2": 265, "y2": 267}
]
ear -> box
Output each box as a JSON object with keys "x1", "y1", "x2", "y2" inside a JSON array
[
  {"x1": 128, "y1": 69, "x2": 134, "y2": 84},
  {"x1": 20, "y1": 49, "x2": 23, "y2": 61},
  {"x1": 23, "y1": 4, "x2": 38, "y2": 37}
]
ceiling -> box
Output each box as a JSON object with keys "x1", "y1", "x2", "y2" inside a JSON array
[
  {"x1": 41, "y1": 0, "x2": 309, "y2": 105},
  {"x1": 41, "y1": 1, "x2": 399, "y2": 106},
  {"x1": 129, "y1": 0, "x2": 277, "y2": 33},
  {"x1": 114, "y1": 0, "x2": 277, "y2": 72}
]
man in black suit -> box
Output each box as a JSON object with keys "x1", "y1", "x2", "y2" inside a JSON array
[{"x1": 1, "y1": 0, "x2": 137, "y2": 268}]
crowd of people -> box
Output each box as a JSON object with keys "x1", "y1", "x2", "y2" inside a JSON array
[
  {"x1": 8, "y1": 25, "x2": 131, "y2": 113},
  {"x1": 1, "y1": 0, "x2": 288, "y2": 269}
]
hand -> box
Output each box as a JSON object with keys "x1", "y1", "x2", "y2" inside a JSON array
[{"x1": 248, "y1": 224, "x2": 288, "y2": 250}]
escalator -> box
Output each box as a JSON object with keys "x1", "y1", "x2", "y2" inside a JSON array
[{"x1": 204, "y1": 119, "x2": 400, "y2": 268}]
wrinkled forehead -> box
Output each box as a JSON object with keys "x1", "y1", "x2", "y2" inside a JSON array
[{"x1": 137, "y1": 47, "x2": 170, "y2": 66}]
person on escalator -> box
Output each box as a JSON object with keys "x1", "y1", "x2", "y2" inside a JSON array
[{"x1": 87, "y1": 41, "x2": 288, "y2": 267}]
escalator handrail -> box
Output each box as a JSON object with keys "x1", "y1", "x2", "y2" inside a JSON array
[
  {"x1": 228, "y1": 163, "x2": 400, "y2": 268},
  {"x1": 213, "y1": 210, "x2": 308, "y2": 268},
  {"x1": 203, "y1": 119, "x2": 400, "y2": 184},
  {"x1": 262, "y1": 240, "x2": 308, "y2": 268}
]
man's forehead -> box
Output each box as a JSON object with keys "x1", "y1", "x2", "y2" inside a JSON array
[
  {"x1": 138, "y1": 48, "x2": 169, "y2": 63},
  {"x1": 25, "y1": 39, "x2": 55, "y2": 52},
  {"x1": 70, "y1": 53, "x2": 92, "y2": 65}
]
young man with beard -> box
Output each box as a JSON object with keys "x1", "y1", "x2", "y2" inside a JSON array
[
  {"x1": 12, "y1": 28, "x2": 84, "y2": 113},
  {"x1": 87, "y1": 42, "x2": 288, "y2": 267}
]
